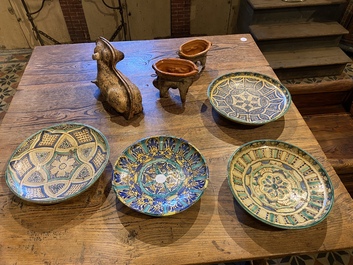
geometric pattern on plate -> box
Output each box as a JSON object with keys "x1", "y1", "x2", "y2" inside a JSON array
[
  {"x1": 112, "y1": 135, "x2": 209, "y2": 216},
  {"x1": 228, "y1": 140, "x2": 334, "y2": 229},
  {"x1": 208, "y1": 72, "x2": 291, "y2": 125},
  {"x1": 5, "y1": 123, "x2": 110, "y2": 204}
]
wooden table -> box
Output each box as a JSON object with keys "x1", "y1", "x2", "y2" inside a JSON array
[{"x1": 0, "y1": 34, "x2": 352, "y2": 265}]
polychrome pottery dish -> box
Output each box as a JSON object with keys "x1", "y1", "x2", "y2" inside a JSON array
[
  {"x1": 112, "y1": 136, "x2": 209, "y2": 216},
  {"x1": 5, "y1": 123, "x2": 110, "y2": 204},
  {"x1": 207, "y1": 72, "x2": 291, "y2": 125},
  {"x1": 228, "y1": 140, "x2": 334, "y2": 229}
]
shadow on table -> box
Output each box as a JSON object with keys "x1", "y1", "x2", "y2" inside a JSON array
[
  {"x1": 200, "y1": 100, "x2": 286, "y2": 146},
  {"x1": 115, "y1": 189, "x2": 215, "y2": 246},
  {"x1": 217, "y1": 178, "x2": 334, "y2": 255}
]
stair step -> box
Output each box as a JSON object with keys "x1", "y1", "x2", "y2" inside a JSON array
[
  {"x1": 247, "y1": 0, "x2": 346, "y2": 9},
  {"x1": 264, "y1": 47, "x2": 351, "y2": 69},
  {"x1": 250, "y1": 22, "x2": 348, "y2": 41},
  {"x1": 263, "y1": 47, "x2": 352, "y2": 79},
  {"x1": 253, "y1": 7, "x2": 343, "y2": 24},
  {"x1": 258, "y1": 36, "x2": 346, "y2": 52},
  {"x1": 245, "y1": 5, "x2": 344, "y2": 25},
  {"x1": 285, "y1": 76, "x2": 353, "y2": 114},
  {"x1": 284, "y1": 76, "x2": 353, "y2": 95},
  {"x1": 237, "y1": 0, "x2": 344, "y2": 33},
  {"x1": 252, "y1": 22, "x2": 349, "y2": 51}
]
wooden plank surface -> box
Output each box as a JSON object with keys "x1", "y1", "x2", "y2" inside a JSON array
[
  {"x1": 250, "y1": 21, "x2": 348, "y2": 41},
  {"x1": 264, "y1": 47, "x2": 351, "y2": 79},
  {"x1": 247, "y1": 0, "x2": 346, "y2": 9},
  {"x1": 304, "y1": 112, "x2": 353, "y2": 162},
  {"x1": 302, "y1": 111, "x2": 353, "y2": 196},
  {"x1": 285, "y1": 77, "x2": 353, "y2": 95},
  {"x1": 0, "y1": 34, "x2": 352, "y2": 265},
  {"x1": 263, "y1": 47, "x2": 351, "y2": 69}
]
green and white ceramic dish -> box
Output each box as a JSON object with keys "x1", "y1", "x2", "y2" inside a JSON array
[
  {"x1": 228, "y1": 140, "x2": 334, "y2": 229},
  {"x1": 112, "y1": 135, "x2": 209, "y2": 216},
  {"x1": 207, "y1": 72, "x2": 291, "y2": 125},
  {"x1": 6, "y1": 123, "x2": 110, "y2": 204}
]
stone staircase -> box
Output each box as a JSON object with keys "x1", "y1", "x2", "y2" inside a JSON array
[{"x1": 237, "y1": 0, "x2": 352, "y2": 80}]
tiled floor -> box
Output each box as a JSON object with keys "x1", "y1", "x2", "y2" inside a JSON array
[
  {"x1": 0, "y1": 49, "x2": 352, "y2": 265},
  {"x1": 0, "y1": 49, "x2": 32, "y2": 122},
  {"x1": 266, "y1": 249, "x2": 353, "y2": 265}
]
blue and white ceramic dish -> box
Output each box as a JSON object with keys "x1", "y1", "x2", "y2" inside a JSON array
[
  {"x1": 228, "y1": 139, "x2": 334, "y2": 229},
  {"x1": 207, "y1": 72, "x2": 291, "y2": 125},
  {"x1": 112, "y1": 135, "x2": 209, "y2": 216},
  {"x1": 5, "y1": 123, "x2": 110, "y2": 204}
]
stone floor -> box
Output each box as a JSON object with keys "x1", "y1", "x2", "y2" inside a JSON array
[{"x1": 0, "y1": 49, "x2": 352, "y2": 265}]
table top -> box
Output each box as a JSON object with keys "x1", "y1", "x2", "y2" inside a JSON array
[{"x1": 0, "y1": 34, "x2": 352, "y2": 265}]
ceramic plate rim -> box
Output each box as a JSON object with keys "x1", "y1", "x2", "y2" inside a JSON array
[
  {"x1": 5, "y1": 122, "x2": 110, "y2": 204},
  {"x1": 227, "y1": 139, "x2": 334, "y2": 229},
  {"x1": 207, "y1": 72, "x2": 292, "y2": 125},
  {"x1": 112, "y1": 135, "x2": 209, "y2": 217}
]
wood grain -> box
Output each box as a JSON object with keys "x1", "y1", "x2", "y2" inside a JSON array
[
  {"x1": 0, "y1": 34, "x2": 352, "y2": 265},
  {"x1": 247, "y1": 0, "x2": 346, "y2": 9},
  {"x1": 250, "y1": 21, "x2": 348, "y2": 41}
]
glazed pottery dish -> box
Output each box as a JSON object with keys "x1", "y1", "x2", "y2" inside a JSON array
[
  {"x1": 5, "y1": 123, "x2": 110, "y2": 204},
  {"x1": 178, "y1": 38, "x2": 212, "y2": 59},
  {"x1": 152, "y1": 58, "x2": 199, "y2": 103},
  {"x1": 178, "y1": 38, "x2": 212, "y2": 70},
  {"x1": 152, "y1": 58, "x2": 198, "y2": 79},
  {"x1": 228, "y1": 140, "x2": 334, "y2": 229},
  {"x1": 208, "y1": 72, "x2": 291, "y2": 125},
  {"x1": 112, "y1": 135, "x2": 209, "y2": 216}
]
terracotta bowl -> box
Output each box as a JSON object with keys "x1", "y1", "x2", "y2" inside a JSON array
[
  {"x1": 152, "y1": 58, "x2": 198, "y2": 79},
  {"x1": 178, "y1": 39, "x2": 212, "y2": 59}
]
